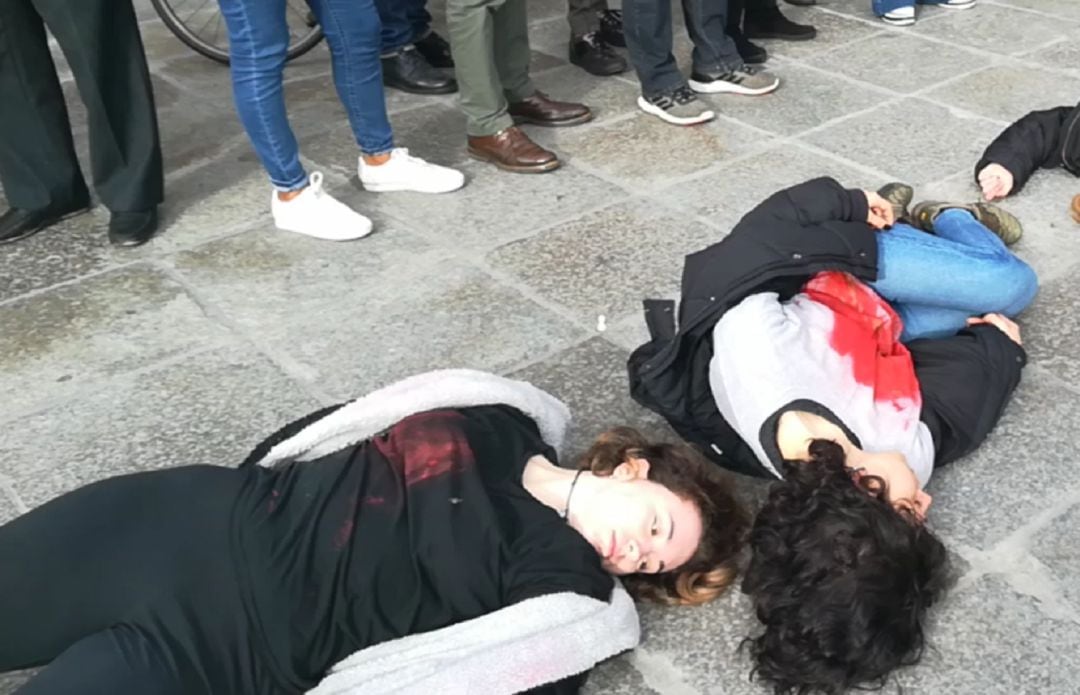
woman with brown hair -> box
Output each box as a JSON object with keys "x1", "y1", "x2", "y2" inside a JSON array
[{"x1": 0, "y1": 371, "x2": 747, "y2": 694}]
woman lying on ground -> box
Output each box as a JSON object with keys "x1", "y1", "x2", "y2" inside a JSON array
[
  {"x1": 0, "y1": 374, "x2": 748, "y2": 695},
  {"x1": 628, "y1": 176, "x2": 1037, "y2": 693},
  {"x1": 975, "y1": 97, "x2": 1079, "y2": 223}
]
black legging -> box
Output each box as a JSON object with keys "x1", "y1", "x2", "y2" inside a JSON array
[{"x1": 0, "y1": 466, "x2": 278, "y2": 694}]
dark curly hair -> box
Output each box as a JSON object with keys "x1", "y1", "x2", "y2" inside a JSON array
[
  {"x1": 741, "y1": 439, "x2": 951, "y2": 694},
  {"x1": 577, "y1": 427, "x2": 750, "y2": 606}
]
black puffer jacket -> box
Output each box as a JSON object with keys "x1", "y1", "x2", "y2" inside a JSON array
[
  {"x1": 975, "y1": 100, "x2": 1080, "y2": 193},
  {"x1": 628, "y1": 177, "x2": 1027, "y2": 479}
]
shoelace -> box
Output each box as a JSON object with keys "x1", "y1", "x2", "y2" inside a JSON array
[{"x1": 672, "y1": 86, "x2": 697, "y2": 106}]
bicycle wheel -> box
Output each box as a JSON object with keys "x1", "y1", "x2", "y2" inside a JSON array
[{"x1": 151, "y1": 0, "x2": 325, "y2": 65}]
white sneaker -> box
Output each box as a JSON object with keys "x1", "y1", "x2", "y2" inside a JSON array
[
  {"x1": 270, "y1": 171, "x2": 373, "y2": 241},
  {"x1": 358, "y1": 148, "x2": 465, "y2": 194},
  {"x1": 941, "y1": 0, "x2": 975, "y2": 8},
  {"x1": 881, "y1": 6, "x2": 916, "y2": 25}
]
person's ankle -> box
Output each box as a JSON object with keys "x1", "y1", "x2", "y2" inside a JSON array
[
  {"x1": 277, "y1": 186, "x2": 306, "y2": 202},
  {"x1": 362, "y1": 152, "x2": 392, "y2": 167}
]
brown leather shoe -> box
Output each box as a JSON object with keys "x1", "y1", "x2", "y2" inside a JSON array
[
  {"x1": 467, "y1": 127, "x2": 560, "y2": 174},
  {"x1": 508, "y1": 92, "x2": 593, "y2": 127},
  {"x1": 1071, "y1": 194, "x2": 1080, "y2": 224}
]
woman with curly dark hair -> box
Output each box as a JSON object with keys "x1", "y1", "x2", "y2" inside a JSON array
[{"x1": 629, "y1": 177, "x2": 1034, "y2": 693}]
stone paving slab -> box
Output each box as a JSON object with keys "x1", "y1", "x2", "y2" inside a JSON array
[
  {"x1": 0, "y1": 345, "x2": 318, "y2": 509},
  {"x1": 4, "y1": 0, "x2": 1080, "y2": 693}
]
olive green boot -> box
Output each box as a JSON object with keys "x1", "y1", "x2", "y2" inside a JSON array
[
  {"x1": 910, "y1": 200, "x2": 1023, "y2": 246},
  {"x1": 877, "y1": 182, "x2": 914, "y2": 223}
]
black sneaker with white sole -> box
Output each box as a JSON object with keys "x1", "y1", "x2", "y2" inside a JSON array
[
  {"x1": 689, "y1": 65, "x2": 780, "y2": 96},
  {"x1": 637, "y1": 86, "x2": 715, "y2": 126}
]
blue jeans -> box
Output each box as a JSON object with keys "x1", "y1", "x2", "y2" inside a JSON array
[
  {"x1": 219, "y1": 0, "x2": 394, "y2": 191},
  {"x1": 872, "y1": 209, "x2": 1038, "y2": 341},
  {"x1": 873, "y1": 0, "x2": 955, "y2": 15},
  {"x1": 623, "y1": 0, "x2": 741, "y2": 98},
  {"x1": 375, "y1": 0, "x2": 432, "y2": 54}
]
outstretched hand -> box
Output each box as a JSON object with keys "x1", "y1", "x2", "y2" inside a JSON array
[
  {"x1": 967, "y1": 313, "x2": 1022, "y2": 345},
  {"x1": 978, "y1": 163, "x2": 1014, "y2": 201},
  {"x1": 863, "y1": 190, "x2": 896, "y2": 230}
]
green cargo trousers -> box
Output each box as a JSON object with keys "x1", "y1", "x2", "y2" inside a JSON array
[{"x1": 446, "y1": 0, "x2": 537, "y2": 137}]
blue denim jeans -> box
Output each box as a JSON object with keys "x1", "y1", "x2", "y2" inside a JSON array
[
  {"x1": 872, "y1": 209, "x2": 1038, "y2": 341},
  {"x1": 218, "y1": 0, "x2": 394, "y2": 191},
  {"x1": 375, "y1": 0, "x2": 432, "y2": 54},
  {"x1": 623, "y1": 0, "x2": 741, "y2": 97},
  {"x1": 873, "y1": 0, "x2": 954, "y2": 16}
]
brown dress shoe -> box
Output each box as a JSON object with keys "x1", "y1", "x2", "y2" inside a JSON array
[
  {"x1": 467, "y1": 127, "x2": 560, "y2": 174},
  {"x1": 508, "y1": 92, "x2": 593, "y2": 127},
  {"x1": 1071, "y1": 194, "x2": 1080, "y2": 224}
]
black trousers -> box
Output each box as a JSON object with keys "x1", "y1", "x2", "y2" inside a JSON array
[
  {"x1": 567, "y1": 0, "x2": 608, "y2": 38},
  {"x1": 0, "y1": 0, "x2": 163, "y2": 213},
  {"x1": 0, "y1": 467, "x2": 277, "y2": 695},
  {"x1": 623, "y1": 0, "x2": 739, "y2": 97}
]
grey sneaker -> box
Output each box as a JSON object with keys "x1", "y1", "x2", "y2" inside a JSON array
[
  {"x1": 688, "y1": 65, "x2": 780, "y2": 96},
  {"x1": 911, "y1": 200, "x2": 1023, "y2": 246},
  {"x1": 878, "y1": 182, "x2": 914, "y2": 222},
  {"x1": 637, "y1": 86, "x2": 716, "y2": 126}
]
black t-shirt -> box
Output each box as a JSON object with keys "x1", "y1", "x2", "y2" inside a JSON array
[{"x1": 231, "y1": 405, "x2": 613, "y2": 692}]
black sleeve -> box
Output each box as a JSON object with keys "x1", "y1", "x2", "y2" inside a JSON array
[
  {"x1": 731, "y1": 176, "x2": 869, "y2": 233},
  {"x1": 908, "y1": 325, "x2": 1026, "y2": 467},
  {"x1": 974, "y1": 105, "x2": 1075, "y2": 194}
]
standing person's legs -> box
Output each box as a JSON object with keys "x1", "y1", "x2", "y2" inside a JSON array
[
  {"x1": 743, "y1": 0, "x2": 816, "y2": 40},
  {"x1": 218, "y1": 0, "x2": 374, "y2": 240},
  {"x1": 405, "y1": 0, "x2": 434, "y2": 39},
  {"x1": 624, "y1": 0, "x2": 717, "y2": 125},
  {"x1": 495, "y1": 1, "x2": 593, "y2": 129},
  {"x1": 685, "y1": 0, "x2": 781, "y2": 96},
  {"x1": 447, "y1": 0, "x2": 515, "y2": 138},
  {"x1": 492, "y1": 0, "x2": 535, "y2": 106},
  {"x1": 568, "y1": 0, "x2": 604, "y2": 37},
  {"x1": 374, "y1": 0, "x2": 456, "y2": 94},
  {"x1": 622, "y1": 0, "x2": 684, "y2": 98},
  {"x1": 408, "y1": 0, "x2": 455, "y2": 69},
  {"x1": 314, "y1": 0, "x2": 464, "y2": 193},
  {"x1": 451, "y1": 0, "x2": 582, "y2": 172},
  {"x1": 567, "y1": 0, "x2": 627, "y2": 75},
  {"x1": 726, "y1": 0, "x2": 768, "y2": 64},
  {"x1": 375, "y1": 0, "x2": 414, "y2": 53},
  {"x1": 872, "y1": 213, "x2": 1038, "y2": 341},
  {"x1": 218, "y1": 0, "x2": 306, "y2": 191},
  {"x1": 0, "y1": 0, "x2": 91, "y2": 244},
  {"x1": 873, "y1": 0, "x2": 917, "y2": 24},
  {"x1": 307, "y1": 0, "x2": 394, "y2": 158},
  {"x1": 682, "y1": 0, "x2": 742, "y2": 75},
  {"x1": 36, "y1": 0, "x2": 163, "y2": 219}
]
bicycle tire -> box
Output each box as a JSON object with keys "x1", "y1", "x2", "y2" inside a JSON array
[{"x1": 150, "y1": 0, "x2": 325, "y2": 65}]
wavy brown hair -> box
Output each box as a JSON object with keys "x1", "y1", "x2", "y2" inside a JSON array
[{"x1": 576, "y1": 427, "x2": 749, "y2": 606}]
